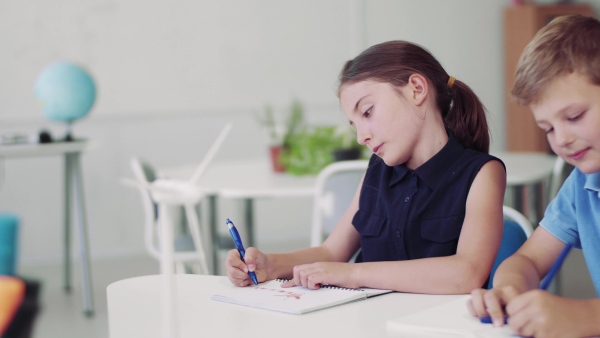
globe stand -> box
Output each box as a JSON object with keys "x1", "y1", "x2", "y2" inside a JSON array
[{"x1": 64, "y1": 122, "x2": 75, "y2": 142}]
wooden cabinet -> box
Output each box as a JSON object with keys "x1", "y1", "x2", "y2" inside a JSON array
[{"x1": 504, "y1": 3, "x2": 595, "y2": 152}]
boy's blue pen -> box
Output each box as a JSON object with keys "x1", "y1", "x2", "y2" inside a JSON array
[
  {"x1": 540, "y1": 243, "x2": 572, "y2": 290},
  {"x1": 480, "y1": 243, "x2": 573, "y2": 324},
  {"x1": 226, "y1": 218, "x2": 259, "y2": 285}
]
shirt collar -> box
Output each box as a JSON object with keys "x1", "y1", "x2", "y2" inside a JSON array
[
  {"x1": 390, "y1": 129, "x2": 464, "y2": 189},
  {"x1": 584, "y1": 171, "x2": 600, "y2": 197}
]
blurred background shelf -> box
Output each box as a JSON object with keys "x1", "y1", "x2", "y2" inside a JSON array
[{"x1": 503, "y1": 3, "x2": 595, "y2": 152}]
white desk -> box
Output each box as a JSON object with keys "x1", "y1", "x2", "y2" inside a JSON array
[
  {"x1": 492, "y1": 151, "x2": 557, "y2": 186},
  {"x1": 107, "y1": 274, "x2": 465, "y2": 338},
  {"x1": 0, "y1": 141, "x2": 94, "y2": 315},
  {"x1": 492, "y1": 151, "x2": 558, "y2": 225},
  {"x1": 164, "y1": 159, "x2": 316, "y2": 274},
  {"x1": 167, "y1": 154, "x2": 559, "y2": 274},
  {"x1": 165, "y1": 158, "x2": 316, "y2": 198}
]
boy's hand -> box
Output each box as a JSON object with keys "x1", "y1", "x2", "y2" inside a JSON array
[
  {"x1": 506, "y1": 290, "x2": 595, "y2": 338},
  {"x1": 467, "y1": 286, "x2": 520, "y2": 327},
  {"x1": 281, "y1": 262, "x2": 359, "y2": 290},
  {"x1": 225, "y1": 247, "x2": 269, "y2": 287}
]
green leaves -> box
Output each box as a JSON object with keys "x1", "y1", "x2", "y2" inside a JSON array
[{"x1": 280, "y1": 126, "x2": 364, "y2": 175}]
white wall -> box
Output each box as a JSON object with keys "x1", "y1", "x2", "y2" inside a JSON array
[
  {"x1": 3, "y1": 0, "x2": 582, "y2": 265},
  {"x1": 364, "y1": 0, "x2": 507, "y2": 148}
]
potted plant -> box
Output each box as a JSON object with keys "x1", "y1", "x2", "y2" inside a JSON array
[
  {"x1": 279, "y1": 126, "x2": 336, "y2": 175},
  {"x1": 331, "y1": 126, "x2": 364, "y2": 161},
  {"x1": 256, "y1": 100, "x2": 306, "y2": 172},
  {"x1": 279, "y1": 125, "x2": 366, "y2": 176}
]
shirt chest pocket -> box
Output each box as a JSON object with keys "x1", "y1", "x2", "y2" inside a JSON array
[
  {"x1": 353, "y1": 210, "x2": 386, "y2": 237},
  {"x1": 420, "y1": 215, "x2": 463, "y2": 243}
]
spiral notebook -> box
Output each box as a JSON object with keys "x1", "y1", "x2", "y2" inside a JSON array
[
  {"x1": 210, "y1": 279, "x2": 393, "y2": 314},
  {"x1": 386, "y1": 295, "x2": 516, "y2": 337}
]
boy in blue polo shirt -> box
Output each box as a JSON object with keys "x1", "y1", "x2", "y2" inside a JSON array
[{"x1": 468, "y1": 14, "x2": 600, "y2": 337}]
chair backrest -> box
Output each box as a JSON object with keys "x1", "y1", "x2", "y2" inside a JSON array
[
  {"x1": 548, "y1": 157, "x2": 575, "y2": 201},
  {"x1": 487, "y1": 206, "x2": 534, "y2": 289},
  {"x1": 310, "y1": 160, "x2": 369, "y2": 247},
  {"x1": 130, "y1": 157, "x2": 162, "y2": 260}
]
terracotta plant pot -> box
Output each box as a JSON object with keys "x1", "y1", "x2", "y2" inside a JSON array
[{"x1": 269, "y1": 145, "x2": 286, "y2": 173}]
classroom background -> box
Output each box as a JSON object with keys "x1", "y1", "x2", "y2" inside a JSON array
[{"x1": 1, "y1": 1, "x2": 599, "y2": 337}]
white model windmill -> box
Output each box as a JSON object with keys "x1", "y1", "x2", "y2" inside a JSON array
[{"x1": 122, "y1": 122, "x2": 232, "y2": 338}]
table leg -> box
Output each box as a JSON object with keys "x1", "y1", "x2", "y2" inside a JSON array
[
  {"x1": 208, "y1": 195, "x2": 218, "y2": 275},
  {"x1": 69, "y1": 153, "x2": 95, "y2": 316},
  {"x1": 525, "y1": 184, "x2": 535, "y2": 227},
  {"x1": 64, "y1": 155, "x2": 72, "y2": 293},
  {"x1": 534, "y1": 182, "x2": 546, "y2": 227},
  {"x1": 244, "y1": 198, "x2": 255, "y2": 247},
  {"x1": 512, "y1": 185, "x2": 524, "y2": 217}
]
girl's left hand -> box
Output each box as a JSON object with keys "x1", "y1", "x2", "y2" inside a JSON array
[{"x1": 281, "y1": 262, "x2": 359, "y2": 290}]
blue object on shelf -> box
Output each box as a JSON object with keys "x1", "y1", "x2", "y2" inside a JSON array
[
  {"x1": 34, "y1": 61, "x2": 96, "y2": 123},
  {"x1": 0, "y1": 213, "x2": 19, "y2": 276}
]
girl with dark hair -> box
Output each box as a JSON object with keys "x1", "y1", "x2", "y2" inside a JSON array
[{"x1": 226, "y1": 40, "x2": 506, "y2": 294}]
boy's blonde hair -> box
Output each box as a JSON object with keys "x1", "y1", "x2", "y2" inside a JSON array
[{"x1": 512, "y1": 14, "x2": 600, "y2": 106}]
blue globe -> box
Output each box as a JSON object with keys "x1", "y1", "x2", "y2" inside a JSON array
[{"x1": 34, "y1": 61, "x2": 96, "y2": 123}]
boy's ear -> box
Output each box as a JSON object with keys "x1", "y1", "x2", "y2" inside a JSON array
[{"x1": 408, "y1": 74, "x2": 428, "y2": 106}]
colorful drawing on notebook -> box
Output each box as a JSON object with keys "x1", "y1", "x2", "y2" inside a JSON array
[{"x1": 254, "y1": 285, "x2": 304, "y2": 300}]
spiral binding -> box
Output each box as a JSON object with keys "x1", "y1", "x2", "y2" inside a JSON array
[{"x1": 275, "y1": 278, "x2": 364, "y2": 291}]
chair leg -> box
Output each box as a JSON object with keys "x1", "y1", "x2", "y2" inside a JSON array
[{"x1": 184, "y1": 204, "x2": 209, "y2": 275}]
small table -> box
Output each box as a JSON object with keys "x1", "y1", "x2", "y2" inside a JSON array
[
  {"x1": 492, "y1": 151, "x2": 558, "y2": 226},
  {"x1": 167, "y1": 153, "x2": 560, "y2": 274},
  {"x1": 164, "y1": 159, "x2": 316, "y2": 274},
  {"x1": 107, "y1": 274, "x2": 465, "y2": 338},
  {"x1": 0, "y1": 141, "x2": 94, "y2": 315}
]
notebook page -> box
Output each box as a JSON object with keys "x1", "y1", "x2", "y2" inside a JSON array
[
  {"x1": 211, "y1": 279, "x2": 391, "y2": 315},
  {"x1": 386, "y1": 295, "x2": 516, "y2": 337}
]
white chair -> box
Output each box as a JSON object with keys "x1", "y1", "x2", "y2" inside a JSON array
[
  {"x1": 548, "y1": 157, "x2": 575, "y2": 201},
  {"x1": 130, "y1": 157, "x2": 209, "y2": 275},
  {"x1": 310, "y1": 160, "x2": 369, "y2": 247}
]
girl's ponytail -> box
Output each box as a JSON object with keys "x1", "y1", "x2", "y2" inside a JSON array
[{"x1": 444, "y1": 79, "x2": 490, "y2": 153}]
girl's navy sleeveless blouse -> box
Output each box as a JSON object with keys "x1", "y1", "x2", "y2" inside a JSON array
[{"x1": 352, "y1": 130, "x2": 504, "y2": 262}]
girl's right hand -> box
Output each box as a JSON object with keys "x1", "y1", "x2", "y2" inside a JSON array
[{"x1": 225, "y1": 247, "x2": 269, "y2": 287}]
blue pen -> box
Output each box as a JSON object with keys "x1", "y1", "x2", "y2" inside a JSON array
[
  {"x1": 480, "y1": 243, "x2": 573, "y2": 324},
  {"x1": 226, "y1": 218, "x2": 259, "y2": 285}
]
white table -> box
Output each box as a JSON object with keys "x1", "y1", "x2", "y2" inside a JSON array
[
  {"x1": 164, "y1": 159, "x2": 316, "y2": 274},
  {"x1": 167, "y1": 153, "x2": 559, "y2": 274},
  {"x1": 0, "y1": 141, "x2": 94, "y2": 315},
  {"x1": 492, "y1": 151, "x2": 557, "y2": 186},
  {"x1": 492, "y1": 151, "x2": 558, "y2": 225},
  {"x1": 107, "y1": 274, "x2": 465, "y2": 338},
  {"x1": 165, "y1": 158, "x2": 316, "y2": 198}
]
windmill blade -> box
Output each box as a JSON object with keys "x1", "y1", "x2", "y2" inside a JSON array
[
  {"x1": 121, "y1": 177, "x2": 204, "y2": 204},
  {"x1": 120, "y1": 177, "x2": 153, "y2": 191},
  {"x1": 120, "y1": 177, "x2": 182, "y2": 196},
  {"x1": 189, "y1": 123, "x2": 233, "y2": 185}
]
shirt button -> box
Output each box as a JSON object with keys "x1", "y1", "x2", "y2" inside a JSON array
[
  {"x1": 396, "y1": 230, "x2": 402, "y2": 238},
  {"x1": 404, "y1": 196, "x2": 410, "y2": 202}
]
